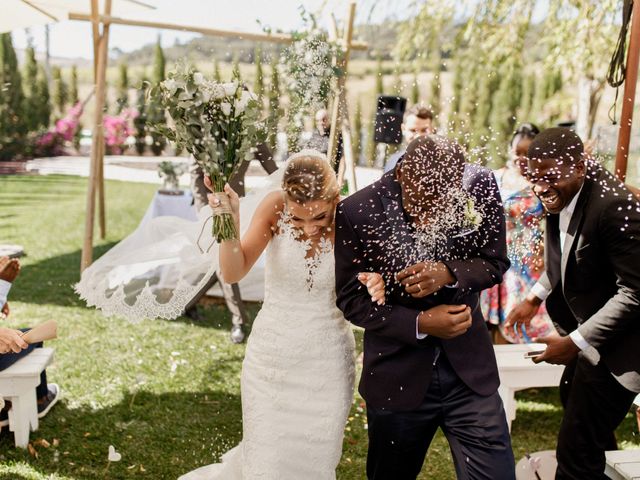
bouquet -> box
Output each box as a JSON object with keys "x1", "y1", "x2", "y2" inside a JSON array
[
  {"x1": 150, "y1": 65, "x2": 260, "y2": 241},
  {"x1": 157, "y1": 160, "x2": 187, "y2": 190}
]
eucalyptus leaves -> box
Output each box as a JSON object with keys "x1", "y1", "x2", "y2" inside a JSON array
[{"x1": 150, "y1": 65, "x2": 260, "y2": 241}]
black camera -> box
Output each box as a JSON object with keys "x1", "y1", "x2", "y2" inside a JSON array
[{"x1": 374, "y1": 95, "x2": 407, "y2": 144}]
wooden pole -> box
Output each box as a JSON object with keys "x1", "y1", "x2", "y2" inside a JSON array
[
  {"x1": 614, "y1": 2, "x2": 640, "y2": 182},
  {"x1": 81, "y1": 0, "x2": 112, "y2": 272},
  {"x1": 327, "y1": 3, "x2": 356, "y2": 177},
  {"x1": 68, "y1": 12, "x2": 369, "y2": 50}
]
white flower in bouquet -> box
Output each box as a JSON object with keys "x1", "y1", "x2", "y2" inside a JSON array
[{"x1": 149, "y1": 64, "x2": 261, "y2": 241}]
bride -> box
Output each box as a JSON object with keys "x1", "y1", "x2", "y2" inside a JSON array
[{"x1": 181, "y1": 151, "x2": 384, "y2": 479}]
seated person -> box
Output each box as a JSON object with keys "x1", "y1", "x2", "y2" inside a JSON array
[
  {"x1": 300, "y1": 109, "x2": 343, "y2": 173},
  {"x1": 0, "y1": 257, "x2": 59, "y2": 429},
  {"x1": 383, "y1": 105, "x2": 436, "y2": 173}
]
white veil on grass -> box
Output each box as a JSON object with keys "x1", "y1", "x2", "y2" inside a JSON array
[{"x1": 75, "y1": 168, "x2": 284, "y2": 321}]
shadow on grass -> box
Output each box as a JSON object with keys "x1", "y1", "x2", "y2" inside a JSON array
[
  {"x1": 0, "y1": 388, "x2": 243, "y2": 479},
  {"x1": 9, "y1": 244, "x2": 118, "y2": 308}
]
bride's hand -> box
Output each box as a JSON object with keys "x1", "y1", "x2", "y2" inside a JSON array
[
  {"x1": 358, "y1": 272, "x2": 386, "y2": 305},
  {"x1": 208, "y1": 184, "x2": 240, "y2": 224}
]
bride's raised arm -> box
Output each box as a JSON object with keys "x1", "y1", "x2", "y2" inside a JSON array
[{"x1": 208, "y1": 183, "x2": 282, "y2": 284}]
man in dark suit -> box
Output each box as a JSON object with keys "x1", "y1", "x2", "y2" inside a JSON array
[
  {"x1": 506, "y1": 127, "x2": 640, "y2": 479},
  {"x1": 335, "y1": 135, "x2": 514, "y2": 479}
]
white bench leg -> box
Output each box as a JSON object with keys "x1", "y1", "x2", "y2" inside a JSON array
[
  {"x1": 498, "y1": 385, "x2": 517, "y2": 433},
  {"x1": 8, "y1": 391, "x2": 37, "y2": 448}
]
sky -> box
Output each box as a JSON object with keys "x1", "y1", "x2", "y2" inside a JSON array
[{"x1": 10, "y1": 0, "x2": 415, "y2": 59}]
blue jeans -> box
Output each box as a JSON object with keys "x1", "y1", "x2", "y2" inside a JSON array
[{"x1": 0, "y1": 330, "x2": 48, "y2": 400}]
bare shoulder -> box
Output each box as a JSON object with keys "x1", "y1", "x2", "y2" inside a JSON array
[{"x1": 255, "y1": 191, "x2": 285, "y2": 229}]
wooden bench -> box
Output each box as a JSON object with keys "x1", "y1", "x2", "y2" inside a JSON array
[
  {"x1": 494, "y1": 344, "x2": 565, "y2": 432},
  {"x1": 606, "y1": 450, "x2": 640, "y2": 479},
  {"x1": 0, "y1": 348, "x2": 54, "y2": 448}
]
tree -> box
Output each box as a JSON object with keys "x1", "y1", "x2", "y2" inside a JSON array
[
  {"x1": 152, "y1": 38, "x2": 165, "y2": 86},
  {"x1": 70, "y1": 65, "x2": 79, "y2": 105},
  {"x1": 34, "y1": 65, "x2": 51, "y2": 130},
  {"x1": 232, "y1": 55, "x2": 241, "y2": 81},
  {"x1": 489, "y1": 59, "x2": 523, "y2": 167},
  {"x1": 428, "y1": 49, "x2": 441, "y2": 116},
  {"x1": 116, "y1": 63, "x2": 129, "y2": 113},
  {"x1": 254, "y1": 47, "x2": 265, "y2": 100},
  {"x1": 214, "y1": 59, "x2": 222, "y2": 82},
  {"x1": 23, "y1": 45, "x2": 41, "y2": 132},
  {"x1": 0, "y1": 32, "x2": 27, "y2": 160},
  {"x1": 352, "y1": 99, "x2": 363, "y2": 165},
  {"x1": 393, "y1": 64, "x2": 403, "y2": 97},
  {"x1": 266, "y1": 57, "x2": 282, "y2": 151},
  {"x1": 375, "y1": 54, "x2": 384, "y2": 96},
  {"x1": 410, "y1": 73, "x2": 420, "y2": 105},
  {"x1": 52, "y1": 66, "x2": 68, "y2": 117},
  {"x1": 519, "y1": 72, "x2": 535, "y2": 121},
  {"x1": 133, "y1": 78, "x2": 147, "y2": 155},
  {"x1": 148, "y1": 39, "x2": 166, "y2": 156}
]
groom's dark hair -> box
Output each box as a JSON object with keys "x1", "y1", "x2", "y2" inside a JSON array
[{"x1": 400, "y1": 134, "x2": 465, "y2": 187}]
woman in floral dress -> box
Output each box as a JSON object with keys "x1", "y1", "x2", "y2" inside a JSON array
[{"x1": 481, "y1": 123, "x2": 556, "y2": 343}]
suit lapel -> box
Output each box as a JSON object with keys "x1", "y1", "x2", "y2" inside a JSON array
[{"x1": 560, "y1": 176, "x2": 593, "y2": 287}]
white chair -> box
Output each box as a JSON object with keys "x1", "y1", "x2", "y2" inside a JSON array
[
  {"x1": 0, "y1": 348, "x2": 54, "y2": 448},
  {"x1": 494, "y1": 344, "x2": 565, "y2": 432}
]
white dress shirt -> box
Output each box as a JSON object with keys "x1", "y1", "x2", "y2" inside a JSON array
[
  {"x1": 0, "y1": 279, "x2": 11, "y2": 310},
  {"x1": 530, "y1": 187, "x2": 591, "y2": 350}
]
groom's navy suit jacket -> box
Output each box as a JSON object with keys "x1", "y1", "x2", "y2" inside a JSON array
[{"x1": 335, "y1": 165, "x2": 509, "y2": 410}]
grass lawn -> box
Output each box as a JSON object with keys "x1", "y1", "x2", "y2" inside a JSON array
[{"x1": 0, "y1": 174, "x2": 638, "y2": 479}]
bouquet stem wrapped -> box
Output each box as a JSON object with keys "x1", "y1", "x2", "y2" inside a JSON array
[{"x1": 150, "y1": 65, "x2": 260, "y2": 241}]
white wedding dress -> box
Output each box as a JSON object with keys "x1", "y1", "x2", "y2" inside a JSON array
[{"x1": 180, "y1": 211, "x2": 356, "y2": 480}]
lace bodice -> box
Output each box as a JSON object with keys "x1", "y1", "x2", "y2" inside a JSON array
[{"x1": 263, "y1": 210, "x2": 337, "y2": 308}]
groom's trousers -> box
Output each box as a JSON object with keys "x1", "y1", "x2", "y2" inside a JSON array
[{"x1": 366, "y1": 349, "x2": 515, "y2": 480}]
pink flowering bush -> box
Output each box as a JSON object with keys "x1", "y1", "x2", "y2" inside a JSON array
[
  {"x1": 103, "y1": 109, "x2": 136, "y2": 154},
  {"x1": 31, "y1": 102, "x2": 83, "y2": 157}
]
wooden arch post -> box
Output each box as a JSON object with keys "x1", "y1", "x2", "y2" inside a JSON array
[
  {"x1": 327, "y1": 2, "x2": 358, "y2": 194},
  {"x1": 614, "y1": 1, "x2": 640, "y2": 182},
  {"x1": 81, "y1": 0, "x2": 112, "y2": 271}
]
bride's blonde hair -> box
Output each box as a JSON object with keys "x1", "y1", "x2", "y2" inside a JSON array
[{"x1": 282, "y1": 150, "x2": 339, "y2": 204}]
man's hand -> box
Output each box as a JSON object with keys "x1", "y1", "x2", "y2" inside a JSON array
[
  {"x1": 0, "y1": 327, "x2": 28, "y2": 354},
  {"x1": 531, "y1": 334, "x2": 580, "y2": 365},
  {"x1": 504, "y1": 296, "x2": 542, "y2": 338},
  {"x1": 0, "y1": 258, "x2": 20, "y2": 282},
  {"x1": 396, "y1": 261, "x2": 455, "y2": 298},
  {"x1": 418, "y1": 304, "x2": 472, "y2": 339}
]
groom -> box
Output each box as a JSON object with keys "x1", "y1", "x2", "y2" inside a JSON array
[{"x1": 335, "y1": 135, "x2": 515, "y2": 479}]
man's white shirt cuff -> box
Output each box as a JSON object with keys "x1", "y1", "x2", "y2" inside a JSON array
[
  {"x1": 416, "y1": 314, "x2": 428, "y2": 339},
  {"x1": 569, "y1": 330, "x2": 591, "y2": 351},
  {"x1": 530, "y1": 282, "x2": 551, "y2": 301}
]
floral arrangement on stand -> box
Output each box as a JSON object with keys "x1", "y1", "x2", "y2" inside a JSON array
[
  {"x1": 149, "y1": 64, "x2": 261, "y2": 241},
  {"x1": 157, "y1": 160, "x2": 187, "y2": 190}
]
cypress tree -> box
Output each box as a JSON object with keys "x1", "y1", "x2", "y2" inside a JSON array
[
  {"x1": 428, "y1": 48, "x2": 441, "y2": 116},
  {"x1": 519, "y1": 72, "x2": 535, "y2": 121},
  {"x1": 232, "y1": 55, "x2": 241, "y2": 81},
  {"x1": 70, "y1": 65, "x2": 79, "y2": 105},
  {"x1": 254, "y1": 47, "x2": 264, "y2": 100},
  {"x1": 375, "y1": 54, "x2": 384, "y2": 96},
  {"x1": 393, "y1": 65, "x2": 403, "y2": 97},
  {"x1": 52, "y1": 66, "x2": 68, "y2": 116},
  {"x1": 133, "y1": 78, "x2": 147, "y2": 155},
  {"x1": 0, "y1": 33, "x2": 27, "y2": 160},
  {"x1": 266, "y1": 58, "x2": 282, "y2": 151},
  {"x1": 35, "y1": 65, "x2": 51, "y2": 130},
  {"x1": 116, "y1": 63, "x2": 129, "y2": 113},
  {"x1": 411, "y1": 74, "x2": 420, "y2": 105},
  {"x1": 148, "y1": 39, "x2": 166, "y2": 155},
  {"x1": 352, "y1": 99, "x2": 363, "y2": 165},
  {"x1": 23, "y1": 45, "x2": 40, "y2": 132},
  {"x1": 214, "y1": 59, "x2": 222, "y2": 82}
]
